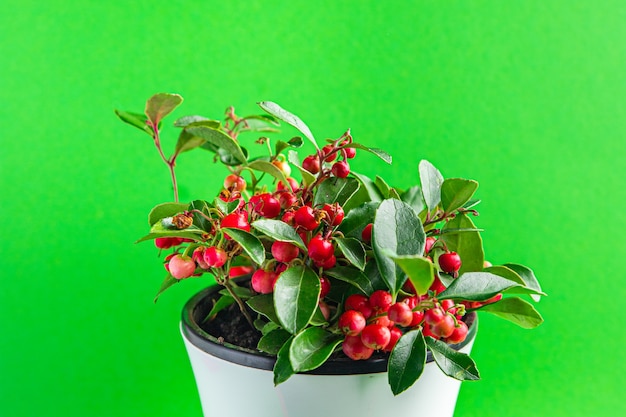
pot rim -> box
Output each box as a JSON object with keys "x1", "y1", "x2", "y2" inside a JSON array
[{"x1": 181, "y1": 284, "x2": 478, "y2": 375}]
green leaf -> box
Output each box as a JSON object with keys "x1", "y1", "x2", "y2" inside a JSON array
[
  {"x1": 258, "y1": 328, "x2": 292, "y2": 355},
  {"x1": 251, "y1": 219, "x2": 306, "y2": 250},
  {"x1": 214, "y1": 197, "x2": 240, "y2": 215},
  {"x1": 287, "y1": 150, "x2": 316, "y2": 186},
  {"x1": 463, "y1": 199, "x2": 481, "y2": 209},
  {"x1": 504, "y1": 263, "x2": 544, "y2": 302},
  {"x1": 374, "y1": 175, "x2": 391, "y2": 198},
  {"x1": 325, "y1": 266, "x2": 374, "y2": 295},
  {"x1": 346, "y1": 143, "x2": 393, "y2": 164},
  {"x1": 335, "y1": 238, "x2": 367, "y2": 271},
  {"x1": 441, "y1": 178, "x2": 479, "y2": 214},
  {"x1": 483, "y1": 265, "x2": 546, "y2": 298},
  {"x1": 186, "y1": 125, "x2": 247, "y2": 164},
  {"x1": 115, "y1": 109, "x2": 152, "y2": 135},
  {"x1": 386, "y1": 254, "x2": 434, "y2": 296},
  {"x1": 351, "y1": 171, "x2": 383, "y2": 202},
  {"x1": 400, "y1": 185, "x2": 425, "y2": 214},
  {"x1": 314, "y1": 177, "x2": 360, "y2": 207},
  {"x1": 203, "y1": 295, "x2": 234, "y2": 322},
  {"x1": 274, "y1": 265, "x2": 320, "y2": 334},
  {"x1": 238, "y1": 115, "x2": 281, "y2": 133},
  {"x1": 438, "y1": 272, "x2": 520, "y2": 301},
  {"x1": 137, "y1": 222, "x2": 205, "y2": 243},
  {"x1": 148, "y1": 202, "x2": 189, "y2": 226},
  {"x1": 273, "y1": 337, "x2": 295, "y2": 385},
  {"x1": 247, "y1": 294, "x2": 279, "y2": 323},
  {"x1": 173, "y1": 129, "x2": 206, "y2": 156},
  {"x1": 221, "y1": 228, "x2": 265, "y2": 265},
  {"x1": 173, "y1": 115, "x2": 219, "y2": 128},
  {"x1": 258, "y1": 101, "x2": 319, "y2": 150},
  {"x1": 480, "y1": 297, "x2": 544, "y2": 329},
  {"x1": 425, "y1": 337, "x2": 480, "y2": 381},
  {"x1": 153, "y1": 273, "x2": 179, "y2": 303},
  {"x1": 145, "y1": 93, "x2": 183, "y2": 125},
  {"x1": 388, "y1": 329, "x2": 426, "y2": 395},
  {"x1": 246, "y1": 160, "x2": 288, "y2": 185},
  {"x1": 419, "y1": 160, "x2": 444, "y2": 212},
  {"x1": 290, "y1": 327, "x2": 342, "y2": 373},
  {"x1": 275, "y1": 137, "x2": 303, "y2": 155},
  {"x1": 338, "y1": 201, "x2": 379, "y2": 239},
  {"x1": 441, "y1": 213, "x2": 484, "y2": 274},
  {"x1": 372, "y1": 199, "x2": 426, "y2": 295},
  {"x1": 215, "y1": 146, "x2": 249, "y2": 166}
]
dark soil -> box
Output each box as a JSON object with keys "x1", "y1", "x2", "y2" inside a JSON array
[{"x1": 199, "y1": 296, "x2": 262, "y2": 350}]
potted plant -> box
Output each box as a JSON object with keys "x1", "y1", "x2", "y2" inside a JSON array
[{"x1": 116, "y1": 93, "x2": 545, "y2": 417}]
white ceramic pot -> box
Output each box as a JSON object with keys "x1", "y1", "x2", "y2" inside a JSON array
[{"x1": 181, "y1": 286, "x2": 478, "y2": 417}]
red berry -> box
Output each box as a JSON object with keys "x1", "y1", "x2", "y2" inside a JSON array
[
  {"x1": 410, "y1": 310, "x2": 425, "y2": 327},
  {"x1": 369, "y1": 314, "x2": 393, "y2": 329},
  {"x1": 342, "y1": 335, "x2": 374, "y2": 360},
  {"x1": 204, "y1": 246, "x2": 228, "y2": 268},
  {"x1": 250, "y1": 193, "x2": 281, "y2": 218},
  {"x1": 331, "y1": 160, "x2": 350, "y2": 178},
  {"x1": 271, "y1": 241, "x2": 299, "y2": 263},
  {"x1": 224, "y1": 174, "x2": 246, "y2": 192},
  {"x1": 318, "y1": 301, "x2": 331, "y2": 321},
  {"x1": 339, "y1": 310, "x2": 366, "y2": 336},
  {"x1": 483, "y1": 293, "x2": 503, "y2": 305},
  {"x1": 383, "y1": 326, "x2": 402, "y2": 352},
  {"x1": 445, "y1": 321, "x2": 469, "y2": 344},
  {"x1": 193, "y1": 247, "x2": 210, "y2": 269},
  {"x1": 277, "y1": 177, "x2": 299, "y2": 192},
  {"x1": 429, "y1": 276, "x2": 446, "y2": 294},
  {"x1": 277, "y1": 191, "x2": 297, "y2": 209},
  {"x1": 422, "y1": 322, "x2": 439, "y2": 340},
  {"x1": 439, "y1": 252, "x2": 462, "y2": 273},
  {"x1": 388, "y1": 302, "x2": 413, "y2": 327},
  {"x1": 322, "y1": 203, "x2": 344, "y2": 226},
  {"x1": 431, "y1": 314, "x2": 456, "y2": 338},
  {"x1": 155, "y1": 237, "x2": 174, "y2": 249},
  {"x1": 441, "y1": 299, "x2": 456, "y2": 312},
  {"x1": 361, "y1": 223, "x2": 373, "y2": 243},
  {"x1": 425, "y1": 307, "x2": 446, "y2": 326},
  {"x1": 345, "y1": 294, "x2": 373, "y2": 319},
  {"x1": 369, "y1": 290, "x2": 393, "y2": 313},
  {"x1": 361, "y1": 324, "x2": 391, "y2": 350},
  {"x1": 319, "y1": 275, "x2": 331, "y2": 298},
  {"x1": 294, "y1": 206, "x2": 319, "y2": 231},
  {"x1": 424, "y1": 237, "x2": 436, "y2": 254},
  {"x1": 251, "y1": 269, "x2": 278, "y2": 294},
  {"x1": 302, "y1": 155, "x2": 320, "y2": 174},
  {"x1": 344, "y1": 147, "x2": 356, "y2": 159},
  {"x1": 322, "y1": 144, "x2": 337, "y2": 162},
  {"x1": 313, "y1": 254, "x2": 336, "y2": 270},
  {"x1": 281, "y1": 210, "x2": 296, "y2": 225},
  {"x1": 228, "y1": 265, "x2": 254, "y2": 278},
  {"x1": 168, "y1": 254, "x2": 196, "y2": 279},
  {"x1": 220, "y1": 212, "x2": 251, "y2": 238},
  {"x1": 308, "y1": 235, "x2": 334, "y2": 262}
]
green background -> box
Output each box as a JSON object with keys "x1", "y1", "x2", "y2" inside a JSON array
[{"x1": 1, "y1": 1, "x2": 623, "y2": 416}]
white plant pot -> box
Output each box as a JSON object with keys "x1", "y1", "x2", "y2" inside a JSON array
[{"x1": 181, "y1": 286, "x2": 478, "y2": 417}]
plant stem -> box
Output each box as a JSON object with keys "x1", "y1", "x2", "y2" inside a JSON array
[
  {"x1": 149, "y1": 121, "x2": 180, "y2": 202},
  {"x1": 222, "y1": 278, "x2": 255, "y2": 329}
]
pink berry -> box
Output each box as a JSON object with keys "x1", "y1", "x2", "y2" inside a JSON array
[
  {"x1": 342, "y1": 335, "x2": 374, "y2": 360},
  {"x1": 383, "y1": 326, "x2": 402, "y2": 352},
  {"x1": 168, "y1": 254, "x2": 196, "y2": 279},
  {"x1": 271, "y1": 241, "x2": 299, "y2": 263},
  {"x1": 369, "y1": 290, "x2": 393, "y2": 313},
  {"x1": 361, "y1": 324, "x2": 391, "y2": 350},
  {"x1": 388, "y1": 302, "x2": 413, "y2": 327},
  {"x1": 345, "y1": 294, "x2": 373, "y2": 319},
  {"x1": 338, "y1": 310, "x2": 366, "y2": 336},
  {"x1": 445, "y1": 321, "x2": 469, "y2": 344},
  {"x1": 251, "y1": 269, "x2": 278, "y2": 294},
  {"x1": 204, "y1": 246, "x2": 228, "y2": 268}
]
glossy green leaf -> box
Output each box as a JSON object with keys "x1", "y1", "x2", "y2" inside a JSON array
[
  {"x1": 273, "y1": 337, "x2": 295, "y2": 385},
  {"x1": 258, "y1": 328, "x2": 292, "y2": 354},
  {"x1": 290, "y1": 327, "x2": 342, "y2": 373},
  {"x1": 115, "y1": 109, "x2": 152, "y2": 135},
  {"x1": 287, "y1": 150, "x2": 316, "y2": 186},
  {"x1": 335, "y1": 237, "x2": 367, "y2": 271},
  {"x1": 173, "y1": 129, "x2": 206, "y2": 156},
  {"x1": 441, "y1": 178, "x2": 479, "y2": 214},
  {"x1": 148, "y1": 202, "x2": 189, "y2": 226},
  {"x1": 401, "y1": 185, "x2": 425, "y2": 214},
  {"x1": 314, "y1": 177, "x2": 360, "y2": 207},
  {"x1": 372, "y1": 199, "x2": 426, "y2": 295},
  {"x1": 274, "y1": 265, "x2": 320, "y2": 334},
  {"x1": 203, "y1": 295, "x2": 234, "y2": 323},
  {"x1": 504, "y1": 263, "x2": 544, "y2": 302},
  {"x1": 251, "y1": 219, "x2": 306, "y2": 250},
  {"x1": 351, "y1": 171, "x2": 383, "y2": 202},
  {"x1": 374, "y1": 175, "x2": 391, "y2": 198},
  {"x1": 215, "y1": 146, "x2": 249, "y2": 166},
  {"x1": 221, "y1": 228, "x2": 265, "y2": 265},
  {"x1": 238, "y1": 115, "x2": 281, "y2": 133},
  {"x1": 186, "y1": 125, "x2": 247, "y2": 164},
  {"x1": 483, "y1": 266, "x2": 547, "y2": 298},
  {"x1": 137, "y1": 222, "x2": 205, "y2": 243},
  {"x1": 275, "y1": 137, "x2": 303, "y2": 155},
  {"x1": 247, "y1": 160, "x2": 288, "y2": 185},
  {"x1": 153, "y1": 273, "x2": 179, "y2": 303},
  {"x1": 419, "y1": 160, "x2": 444, "y2": 212},
  {"x1": 463, "y1": 199, "x2": 481, "y2": 209},
  {"x1": 258, "y1": 101, "x2": 319, "y2": 150},
  {"x1": 247, "y1": 294, "x2": 279, "y2": 323},
  {"x1": 480, "y1": 297, "x2": 544, "y2": 328},
  {"x1": 441, "y1": 213, "x2": 484, "y2": 274},
  {"x1": 388, "y1": 329, "x2": 426, "y2": 395},
  {"x1": 438, "y1": 272, "x2": 520, "y2": 301},
  {"x1": 425, "y1": 337, "x2": 480, "y2": 381},
  {"x1": 386, "y1": 253, "x2": 434, "y2": 296},
  {"x1": 346, "y1": 143, "x2": 392, "y2": 164},
  {"x1": 145, "y1": 93, "x2": 183, "y2": 125},
  {"x1": 173, "y1": 115, "x2": 218, "y2": 128},
  {"x1": 214, "y1": 197, "x2": 240, "y2": 216},
  {"x1": 338, "y1": 201, "x2": 379, "y2": 239},
  {"x1": 325, "y1": 266, "x2": 374, "y2": 295}
]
